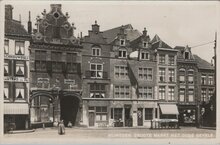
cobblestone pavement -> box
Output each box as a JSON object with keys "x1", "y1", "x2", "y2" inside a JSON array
[{"x1": 3, "y1": 127, "x2": 216, "y2": 139}]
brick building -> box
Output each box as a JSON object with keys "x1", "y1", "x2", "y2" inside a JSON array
[
  {"x1": 4, "y1": 5, "x2": 31, "y2": 132},
  {"x1": 175, "y1": 46, "x2": 199, "y2": 126},
  {"x1": 29, "y1": 4, "x2": 82, "y2": 127}
]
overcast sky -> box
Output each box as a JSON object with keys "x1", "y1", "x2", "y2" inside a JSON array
[{"x1": 4, "y1": 1, "x2": 218, "y2": 63}]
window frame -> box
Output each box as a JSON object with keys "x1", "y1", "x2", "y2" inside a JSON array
[
  {"x1": 140, "y1": 52, "x2": 149, "y2": 60},
  {"x1": 92, "y1": 47, "x2": 101, "y2": 56},
  {"x1": 118, "y1": 49, "x2": 127, "y2": 58},
  {"x1": 168, "y1": 86, "x2": 175, "y2": 101},
  {"x1": 114, "y1": 85, "x2": 130, "y2": 98},
  {"x1": 145, "y1": 108, "x2": 153, "y2": 120},
  {"x1": 159, "y1": 86, "x2": 166, "y2": 100},
  {"x1": 114, "y1": 65, "x2": 128, "y2": 79},
  {"x1": 159, "y1": 54, "x2": 165, "y2": 64},
  {"x1": 90, "y1": 83, "x2": 106, "y2": 98},
  {"x1": 90, "y1": 63, "x2": 103, "y2": 78},
  {"x1": 4, "y1": 40, "x2": 9, "y2": 54},
  {"x1": 159, "y1": 68, "x2": 165, "y2": 82},
  {"x1": 15, "y1": 41, "x2": 25, "y2": 55}
]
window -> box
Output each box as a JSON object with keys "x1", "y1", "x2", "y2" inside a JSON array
[
  {"x1": 168, "y1": 87, "x2": 175, "y2": 101},
  {"x1": 96, "y1": 107, "x2": 107, "y2": 121},
  {"x1": 15, "y1": 61, "x2": 25, "y2": 76},
  {"x1": 179, "y1": 76, "x2": 185, "y2": 83},
  {"x1": 168, "y1": 69, "x2": 175, "y2": 82},
  {"x1": 139, "y1": 87, "x2": 153, "y2": 99},
  {"x1": 51, "y1": 52, "x2": 62, "y2": 61},
  {"x1": 114, "y1": 85, "x2": 130, "y2": 98},
  {"x1": 67, "y1": 63, "x2": 78, "y2": 73},
  {"x1": 4, "y1": 61, "x2": 9, "y2": 76},
  {"x1": 201, "y1": 89, "x2": 206, "y2": 102},
  {"x1": 114, "y1": 66, "x2": 128, "y2": 79},
  {"x1": 159, "y1": 54, "x2": 165, "y2": 64},
  {"x1": 90, "y1": 63, "x2": 103, "y2": 78},
  {"x1": 35, "y1": 50, "x2": 47, "y2": 60},
  {"x1": 159, "y1": 86, "x2": 165, "y2": 100},
  {"x1": 208, "y1": 76, "x2": 214, "y2": 85},
  {"x1": 201, "y1": 75, "x2": 206, "y2": 85},
  {"x1": 4, "y1": 84, "x2": 9, "y2": 99},
  {"x1": 145, "y1": 108, "x2": 153, "y2": 120},
  {"x1": 52, "y1": 62, "x2": 62, "y2": 72},
  {"x1": 179, "y1": 89, "x2": 185, "y2": 102},
  {"x1": 114, "y1": 108, "x2": 123, "y2": 120},
  {"x1": 188, "y1": 89, "x2": 194, "y2": 102},
  {"x1": 118, "y1": 49, "x2": 127, "y2": 58},
  {"x1": 35, "y1": 61, "x2": 46, "y2": 71},
  {"x1": 15, "y1": 41, "x2": 25, "y2": 55},
  {"x1": 143, "y1": 42, "x2": 148, "y2": 48},
  {"x1": 15, "y1": 83, "x2": 25, "y2": 99},
  {"x1": 139, "y1": 67, "x2": 152, "y2": 80},
  {"x1": 188, "y1": 69, "x2": 194, "y2": 84},
  {"x1": 4, "y1": 40, "x2": 9, "y2": 54},
  {"x1": 168, "y1": 55, "x2": 175, "y2": 65},
  {"x1": 92, "y1": 47, "x2": 101, "y2": 56},
  {"x1": 67, "y1": 53, "x2": 77, "y2": 62},
  {"x1": 120, "y1": 39, "x2": 125, "y2": 46},
  {"x1": 208, "y1": 89, "x2": 213, "y2": 101},
  {"x1": 90, "y1": 84, "x2": 105, "y2": 98},
  {"x1": 184, "y1": 52, "x2": 190, "y2": 59},
  {"x1": 141, "y1": 52, "x2": 149, "y2": 60},
  {"x1": 159, "y1": 68, "x2": 165, "y2": 82},
  {"x1": 188, "y1": 76, "x2": 194, "y2": 84}
]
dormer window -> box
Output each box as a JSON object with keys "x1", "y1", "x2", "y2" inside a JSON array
[
  {"x1": 92, "y1": 46, "x2": 101, "y2": 56},
  {"x1": 184, "y1": 52, "x2": 190, "y2": 59},
  {"x1": 141, "y1": 52, "x2": 149, "y2": 60},
  {"x1": 120, "y1": 39, "x2": 125, "y2": 46},
  {"x1": 143, "y1": 42, "x2": 148, "y2": 48},
  {"x1": 119, "y1": 49, "x2": 127, "y2": 58}
]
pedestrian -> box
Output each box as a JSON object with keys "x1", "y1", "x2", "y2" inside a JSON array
[
  {"x1": 58, "y1": 120, "x2": 65, "y2": 135},
  {"x1": 67, "y1": 121, "x2": 72, "y2": 128}
]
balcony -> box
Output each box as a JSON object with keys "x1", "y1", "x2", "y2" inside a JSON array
[{"x1": 85, "y1": 70, "x2": 108, "y2": 79}]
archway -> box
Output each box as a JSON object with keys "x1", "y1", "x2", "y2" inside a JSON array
[{"x1": 60, "y1": 95, "x2": 80, "y2": 126}]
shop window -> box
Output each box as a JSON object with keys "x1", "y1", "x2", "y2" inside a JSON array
[
  {"x1": 141, "y1": 52, "x2": 149, "y2": 60},
  {"x1": 159, "y1": 54, "x2": 165, "y2": 64},
  {"x1": 114, "y1": 65, "x2": 128, "y2": 79},
  {"x1": 201, "y1": 89, "x2": 206, "y2": 102},
  {"x1": 90, "y1": 63, "x2": 103, "y2": 78},
  {"x1": 4, "y1": 40, "x2": 9, "y2": 54},
  {"x1": 114, "y1": 85, "x2": 130, "y2": 98},
  {"x1": 15, "y1": 41, "x2": 25, "y2": 55},
  {"x1": 139, "y1": 67, "x2": 152, "y2": 80},
  {"x1": 138, "y1": 87, "x2": 153, "y2": 99},
  {"x1": 90, "y1": 83, "x2": 105, "y2": 98},
  {"x1": 159, "y1": 68, "x2": 165, "y2": 82},
  {"x1": 114, "y1": 108, "x2": 123, "y2": 120},
  {"x1": 15, "y1": 61, "x2": 25, "y2": 77},
  {"x1": 168, "y1": 69, "x2": 175, "y2": 82},
  {"x1": 118, "y1": 49, "x2": 127, "y2": 58},
  {"x1": 92, "y1": 46, "x2": 101, "y2": 56},
  {"x1": 168, "y1": 55, "x2": 174, "y2": 65},
  {"x1": 95, "y1": 107, "x2": 107, "y2": 121},
  {"x1": 168, "y1": 86, "x2": 175, "y2": 101},
  {"x1": 182, "y1": 109, "x2": 195, "y2": 123},
  {"x1": 159, "y1": 86, "x2": 165, "y2": 100},
  {"x1": 145, "y1": 108, "x2": 153, "y2": 120}
]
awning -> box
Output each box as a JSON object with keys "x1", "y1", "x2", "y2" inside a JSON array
[
  {"x1": 4, "y1": 103, "x2": 29, "y2": 115},
  {"x1": 159, "y1": 104, "x2": 179, "y2": 115}
]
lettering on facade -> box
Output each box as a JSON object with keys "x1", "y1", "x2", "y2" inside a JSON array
[
  {"x1": 4, "y1": 76, "x2": 29, "y2": 82},
  {"x1": 4, "y1": 54, "x2": 29, "y2": 60},
  {"x1": 64, "y1": 79, "x2": 75, "y2": 85},
  {"x1": 37, "y1": 78, "x2": 50, "y2": 84}
]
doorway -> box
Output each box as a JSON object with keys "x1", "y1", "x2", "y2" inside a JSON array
[
  {"x1": 89, "y1": 112, "x2": 95, "y2": 126},
  {"x1": 124, "y1": 107, "x2": 132, "y2": 127},
  {"x1": 60, "y1": 96, "x2": 80, "y2": 126},
  {"x1": 137, "y1": 108, "x2": 143, "y2": 126}
]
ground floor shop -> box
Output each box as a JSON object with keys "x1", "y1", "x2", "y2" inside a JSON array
[{"x1": 178, "y1": 105, "x2": 198, "y2": 126}]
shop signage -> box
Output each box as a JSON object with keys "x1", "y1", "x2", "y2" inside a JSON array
[
  {"x1": 4, "y1": 76, "x2": 29, "y2": 82},
  {"x1": 64, "y1": 79, "x2": 75, "y2": 85},
  {"x1": 37, "y1": 78, "x2": 50, "y2": 83},
  {"x1": 4, "y1": 54, "x2": 29, "y2": 60}
]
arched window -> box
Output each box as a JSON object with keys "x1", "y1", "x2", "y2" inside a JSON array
[{"x1": 92, "y1": 46, "x2": 101, "y2": 56}]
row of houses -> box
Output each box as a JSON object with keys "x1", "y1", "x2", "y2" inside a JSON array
[{"x1": 3, "y1": 4, "x2": 215, "y2": 131}]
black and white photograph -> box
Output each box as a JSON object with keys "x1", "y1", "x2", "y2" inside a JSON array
[{"x1": 0, "y1": 1, "x2": 219, "y2": 144}]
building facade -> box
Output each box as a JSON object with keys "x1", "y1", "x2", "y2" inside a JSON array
[
  {"x1": 29, "y1": 4, "x2": 82, "y2": 127},
  {"x1": 4, "y1": 5, "x2": 31, "y2": 132},
  {"x1": 175, "y1": 46, "x2": 199, "y2": 126}
]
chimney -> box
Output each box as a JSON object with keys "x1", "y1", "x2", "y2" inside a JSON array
[
  {"x1": 50, "y1": 4, "x2": 62, "y2": 11},
  {"x1": 28, "y1": 11, "x2": 32, "y2": 34},
  {"x1": 143, "y1": 27, "x2": 147, "y2": 36},
  {"x1": 5, "y1": 5, "x2": 13, "y2": 20},
  {"x1": 92, "y1": 20, "x2": 100, "y2": 33}
]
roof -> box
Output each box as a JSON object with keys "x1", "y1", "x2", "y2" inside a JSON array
[
  {"x1": 193, "y1": 55, "x2": 214, "y2": 70},
  {"x1": 5, "y1": 19, "x2": 29, "y2": 37},
  {"x1": 102, "y1": 24, "x2": 141, "y2": 43},
  {"x1": 151, "y1": 34, "x2": 172, "y2": 49}
]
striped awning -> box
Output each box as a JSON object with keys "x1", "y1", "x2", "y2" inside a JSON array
[
  {"x1": 4, "y1": 103, "x2": 29, "y2": 115},
  {"x1": 159, "y1": 104, "x2": 179, "y2": 115}
]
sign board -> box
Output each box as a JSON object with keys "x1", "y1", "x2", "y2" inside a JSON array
[
  {"x1": 64, "y1": 79, "x2": 75, "y2": 85},
  {"x1": 37, "y1": 78, "x2": 50, "y2": 84},
  {"x1": 4, "y1": 54, "x2": 29, "y2": 60},
  {"x1": 4, "y1": 76, "x2": 29, "y2": 82}
]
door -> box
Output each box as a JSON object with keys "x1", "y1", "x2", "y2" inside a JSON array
[
  {"x1": 125, "y1": 108, "x2": 131, "y2": 127},
  {"x1": 137, "y1": 108, "x2": 143, "y2": 126},
  {"x1": 89, "y1": 112, "x2": 95, "y2": 126}
]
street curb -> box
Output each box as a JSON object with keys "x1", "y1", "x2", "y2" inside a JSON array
[{"x1": 8, "y1": 129, "x2": 35, "y2": 134}]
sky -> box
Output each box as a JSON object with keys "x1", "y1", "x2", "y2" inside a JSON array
[{"x1": 4, "y1": 1, "x2": 219, "y2": 63}]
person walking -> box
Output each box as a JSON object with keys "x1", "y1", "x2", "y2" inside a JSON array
[{"x1": 58, "y1": 120, "x2": 65, "y2": 135}]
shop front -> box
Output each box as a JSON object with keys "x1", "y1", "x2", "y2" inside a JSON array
[{"x1": 178, "y1": 105, "x2": 197, "y2": 126}]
